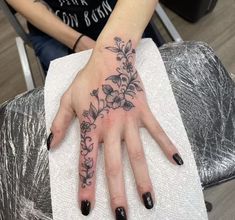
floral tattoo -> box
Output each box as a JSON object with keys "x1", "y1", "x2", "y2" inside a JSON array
[{"x1": 79, "y1": 37, "x2": 143, "y2": 188}]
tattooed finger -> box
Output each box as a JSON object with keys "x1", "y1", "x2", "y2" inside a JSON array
[{"x1": 79, "y1": 134, "x2": 99, "y2": 216}]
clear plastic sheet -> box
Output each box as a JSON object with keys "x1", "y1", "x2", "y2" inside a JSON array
[
  {"x1": 160, "y1": 41, "x2": 235, "y2": 188},
  {"x1": 0, "y1": 89, "x2": 52, "y2": 220},
  {"x1": 0, "y1": 41, "x2": 234, "y2": 219}
]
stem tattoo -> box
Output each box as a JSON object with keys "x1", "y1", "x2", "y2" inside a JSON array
[{"x1": 79, "y1": 37, "x2": 143, "y2": 188}]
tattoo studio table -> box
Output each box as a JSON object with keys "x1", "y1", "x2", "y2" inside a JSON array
[{"x1": 0, "y1": 40, "x2": 234, "y2": 219}]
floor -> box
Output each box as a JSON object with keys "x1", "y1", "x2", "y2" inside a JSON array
[
  {"x1": 0, "y1": 1, "x2": 235, "y2": 219},
  {"x1": 204, "y1": 180, "x2": 235, "y2": 220}
]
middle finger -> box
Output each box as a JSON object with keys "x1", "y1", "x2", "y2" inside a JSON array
[{"x1": 104, "y1": 130, "x2": 128, "y2": 220}]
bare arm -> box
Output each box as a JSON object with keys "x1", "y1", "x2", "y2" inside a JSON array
[
  {"x1": 96, "y1": 0, "x2": 158, "y2": 50},
  {"x1": 6, "y1": 0, "x2": 80, "y2": 49}
]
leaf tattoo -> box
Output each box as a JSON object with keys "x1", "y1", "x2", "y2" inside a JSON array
[
  {"x1": 102, "y1": 84, "x2": 114, "y2": 95},
  {"x1": 79, "y1": 37, "x2": 143, "y2": 188}
]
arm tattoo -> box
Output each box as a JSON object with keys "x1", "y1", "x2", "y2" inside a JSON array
[{"x1": 79, "y1": 37, "x2": 143, "y2": 188}]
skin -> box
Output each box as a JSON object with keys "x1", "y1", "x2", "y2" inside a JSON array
[
  {"x1": 6, "y1": 0, "x2": 95, "y2": 52},
  {"x1": 7, "y1": 0, "x2": 183, "y2": 217}
]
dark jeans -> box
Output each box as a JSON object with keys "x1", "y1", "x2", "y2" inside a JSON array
[{"x1": 29, "y1": 33, "x2": 72, "y2": 73}]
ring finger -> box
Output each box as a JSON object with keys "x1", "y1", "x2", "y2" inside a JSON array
[{"x1": 124, "y1": 120, "x2": 155, "y2": 209}]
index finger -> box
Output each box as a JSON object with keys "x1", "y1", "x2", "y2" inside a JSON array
[{"x1": 78, "y1": 123, "x2": 99, "y2": 216}]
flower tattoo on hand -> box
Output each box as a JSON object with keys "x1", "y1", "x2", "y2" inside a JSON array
[
  {"x1": 79, "y1": 37, "x2": 143, "y2": 188},
  {"x1": 106, "y1": 90, "x2": 125, "y2": 109}
]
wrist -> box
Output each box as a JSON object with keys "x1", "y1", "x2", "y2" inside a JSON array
[
  {"x1": 73, "y1": 34, "x2": 86, "y2": 52},
  {"x1": 88, "y1": 37, "x2": 137, "y2": 77},
  {"x1": 93, "y1": 36, "x2": 137, "y2": 60},
  {"x1": 95, "y1": 33, "x2": 139, "y2": 51}
]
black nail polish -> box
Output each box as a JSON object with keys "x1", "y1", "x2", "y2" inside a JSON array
[
  {"x1": 47, "y1": 133, "x2": 53, "y2": 151},
  {"x1": 142, "y1": 192, "x2": 154, "y2": 209},
  {"x1": 81, "y1": 200, "x2": 91, "y2": 216},
  {"x1": 115, "y1": 207, "x2": 127, "y2": 220},
  {"x1": 173, "y1": 153, "x2": 184, "y2": 165}
]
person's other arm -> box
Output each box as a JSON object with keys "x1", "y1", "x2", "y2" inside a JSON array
[
  {"x1": 95, "y1": 0, "x2": 158, "y2": 52},
  {"x1": 6, "y1": 0, "x2": 93, "y2": 51}
]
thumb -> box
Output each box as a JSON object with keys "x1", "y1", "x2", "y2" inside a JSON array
[{"x1": 47, "y1": 92, "x2": 75, "y2": 150}]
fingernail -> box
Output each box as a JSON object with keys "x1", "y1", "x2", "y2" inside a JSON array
[
  {"x1": 115, "y1": 207, "x2": 127, "y2": 220},
  {"x1": 173, "y1": 153, "x2": 184, "y2": 165},
  {"x1": 142, "y1": 192, "x2": 154, "y2": 209},
  {"x1": 81, "y1": 200, "x2": 91, "y2": 216},
  {"x1": 46, "y1": 132, "x2": 53, "y2": 151}
]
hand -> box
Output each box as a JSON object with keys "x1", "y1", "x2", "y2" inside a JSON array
[
  {"x1": 47, "y1": 37, "x2": 184, "y2": 219},
  {"x1": 74, "y1": 35, "x2": 96, "y2": 52}
]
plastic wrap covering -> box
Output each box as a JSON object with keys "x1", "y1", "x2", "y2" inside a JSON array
[
  {"x1": 0, "y1": 41, "x2": 234, "y2": 219},
  {"x1": 160, "y1": 41, "x2": 235, "y2": 188},
  {"x1": 0, "y1": 89, "x2": 52, "y2": 220}
]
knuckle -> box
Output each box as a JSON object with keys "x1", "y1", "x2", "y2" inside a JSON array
[
  {"x1": 137, "y1": 181, "x2": 153, "y2": 193},
  {"x1": 51, "y1": 122, "x2": 63, "y2": 136},
  {"x1": 130, "y1": 149, "x2": 145, "y2": 162},
  {"x1": 110, "y1": 195, "x2": 125, "y2": 207},
  {"x1": 157, "y1": 133, "x2": 176, "y2": 155},
  {"x1": 103, "y1": 115, "x2": 116, "y2": 128},
  {"x1": 105, "y1": 163, "x2": 121, "y2": 177},
  {"x1": 60, "y1": 93, "x2": 69, "y2": 106},
  {"x1": 156, "y1": 128, "x2": 166, "y2": 139},
  {"x1": 166, "y1": 144, "x2": 177, "y2": 155},
  {"x1": 156, "y1": 130, "x2": 168, "y2": 145}
]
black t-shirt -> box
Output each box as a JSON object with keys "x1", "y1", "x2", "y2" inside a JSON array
[{"x1": 28, "y1": 0, "x2": 117, "y2": 40}]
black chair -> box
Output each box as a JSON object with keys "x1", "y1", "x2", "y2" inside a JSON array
[{"x1": 0, "y1": 0, "x2": 45, "y2": 90}]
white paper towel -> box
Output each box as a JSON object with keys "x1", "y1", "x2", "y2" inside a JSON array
[{"x1": 45, "y1": 38, "x2": 208, "y2": 220}]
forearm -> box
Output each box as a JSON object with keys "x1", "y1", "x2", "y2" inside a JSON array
[
  {"x1": 96, "y1": 0, "x2": 158, "y2": 50},
  {"x1": 6, "y1": 0, "x2": 80, "y2": 49}
]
